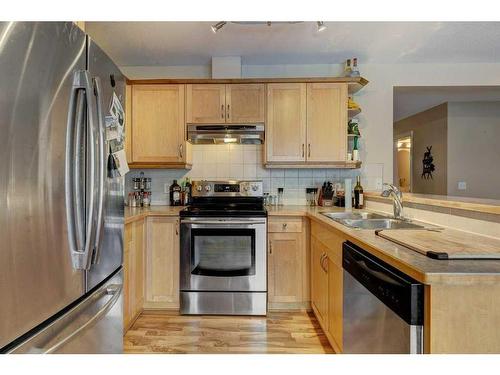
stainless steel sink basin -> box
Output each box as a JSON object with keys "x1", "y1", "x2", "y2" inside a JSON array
[
  {"x1": 321, "y1": 212, "x2": 390, "y2": 221},
  {"x1": 340, "y1": 218, "x2": 425, "y2": 230}
]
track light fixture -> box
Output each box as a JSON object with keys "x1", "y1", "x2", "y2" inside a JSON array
[
  {"x1": 211, "y1": 21, "x2": 227, "y2": 33},
  {"x1": 210, "y1": 21, "x2": 327, "y2": 33}
]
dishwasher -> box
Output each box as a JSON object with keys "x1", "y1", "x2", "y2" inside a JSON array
[{"x1": 342, "y1": 241, "x2": 424, "y2": 354}]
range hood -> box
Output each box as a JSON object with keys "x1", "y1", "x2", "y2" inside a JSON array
[{"x1": 187, "y1": 124, "x2": 265, "y2": 144}]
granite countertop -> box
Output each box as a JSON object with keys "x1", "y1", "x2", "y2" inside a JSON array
[{"x1": 125, "y1": 204, "x2": 500, "y2": 284}]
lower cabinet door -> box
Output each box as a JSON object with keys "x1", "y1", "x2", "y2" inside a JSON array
[
  {"x1": 123, "y1": 223, "x2": 133, "y2": 329},
  {"x1": 327, "y1": 259, "x2": 343, "y2": 352},
  {"x1": 133, "y1": 220, "x2": 144, "y2": 317},
  {"x1": 311, "y1": 237, "x2": 329, "y2": 327},
  {"x1": 123, "y1": 220, "x2": 145, "y2": 331},
  {"x1": 268, "y1": 232, "x2": 304, "y2": 304},
  {"x1": 144, "y1": 217, "x2": 180, "y2": 309}
]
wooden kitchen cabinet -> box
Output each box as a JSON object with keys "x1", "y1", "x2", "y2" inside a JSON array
[
  {"x1": 306, "y1": 83, "x2": 348, "y2": 162},
  {"x1": 130, "y1": 84, "x2": 191, "y2": 168},
  {"x1": 268, "y1": 232, "x2": 304, "y2": 304},
  {"x1": 186, "y1": 83, "x2": 265, "y2": 124},
  {"x1": 268, "y1": 216, "x2": 310, "y2": 310},
  {"x1": 311, "y1": 221, "x2": 346, "y2": 353},
  {"x1": 124, "y1": 219, "x2": 145, "y2": 331},
  {"x1": 186, "y1": 84, "x2": 226, "y2": 123},
  {"x1": 225, "y1": 84, "x2": 265, "y2": 123},
  {"x1": 265, "y1": 83, "x2": 307, "y2": 163},
  {"x1": 125, "y1": 84, "x2": 132, "y2": 163},
  {"x1": 327, "y1": 259, "x2": 343, "y2": 352},
  {"x1": 144, "y1": 216, "x2": 180, "y2": 309},
  {"x1": 311, "y1": 236, "x2": 329, "y2": 327},
  {"x1": 265, "y1": 82, "x2": 349, "y2": 167}
]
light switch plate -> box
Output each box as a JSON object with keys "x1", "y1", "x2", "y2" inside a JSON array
[
  {"x1": 375, "y1": 178, "x2": 383, "y2": 190},
  {"x1": 458, "y1": 181, "x2": 467, "y2": 190},
  {"x1": 164, "y1": 183, "x2": 169, "y2": 193}
]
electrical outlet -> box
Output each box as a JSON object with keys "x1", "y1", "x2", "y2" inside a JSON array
[
  {"x1": 458, "y1": 181, "x2": 467, "y2": 190},
  {"x1": 164, "y1": 183, "x2": 169, "y2": 193},
  {"x1": 375, "y1": 178, "x2": 383, "y2": 190}
]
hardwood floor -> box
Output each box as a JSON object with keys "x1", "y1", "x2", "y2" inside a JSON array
[{"x1": 124, "y1": 311, "x2": 334, "y2": 354}]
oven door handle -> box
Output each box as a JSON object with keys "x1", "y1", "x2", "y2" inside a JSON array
[{"x1": 181, "y1": 220, "x2": 266, "y2": 225}]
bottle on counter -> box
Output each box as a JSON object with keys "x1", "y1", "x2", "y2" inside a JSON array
[
  {"x1": 143, "y1": 191, "x2": 151, "y2": 207},
  {"x1": 277, "y1": 188, "x2": 284, "y2": 206},
  {"x1": 354, "y1": 176, "x2": 364, "y2": 209},
  {"x1": 183, "y1": 178, "x2": 191, "y2": 206},
  {"x1": 169, "y1": 180, "x2": 182, "y2": 206}
]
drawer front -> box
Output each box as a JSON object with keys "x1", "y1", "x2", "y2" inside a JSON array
[{"x1": 268, "y1": 217, "x2": 303, "y2": 233}]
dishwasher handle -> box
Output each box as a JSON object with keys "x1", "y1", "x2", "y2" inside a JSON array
[{"x1": 342, "y1": 241, "x2": 424, "y2": 326}]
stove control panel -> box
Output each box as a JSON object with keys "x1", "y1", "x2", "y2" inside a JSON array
[{"x1": 191, "y1": 180, "x2": 263, "y2": 197}]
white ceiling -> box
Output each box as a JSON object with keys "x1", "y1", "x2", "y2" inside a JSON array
[
  {"x1": 86, "y1": 22, "x2": 500, "y2": 67},
  {"x1": 394, "y1": 86, "x2": 500, "y2": 121}
]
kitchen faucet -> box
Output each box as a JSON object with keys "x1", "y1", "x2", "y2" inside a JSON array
[{"x1": 381, "y1": 183, "x2": 404, "y2": 220}]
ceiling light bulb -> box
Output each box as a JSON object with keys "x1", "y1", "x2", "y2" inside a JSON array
[
  {"x1": 211, "y1": 21, "x2": 226, "y2": 33},
  {"x1": 317, "y1": 21, "x2": 326, "y2": 32}
]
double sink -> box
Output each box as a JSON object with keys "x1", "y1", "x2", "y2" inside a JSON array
[{"x1": 322, "y1": 211, "x2": 428, "y2": 230}]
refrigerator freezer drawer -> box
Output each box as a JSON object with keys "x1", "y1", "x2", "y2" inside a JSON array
[{"x1": 7, "y1": 269, "x2": 123, "y2": 354}]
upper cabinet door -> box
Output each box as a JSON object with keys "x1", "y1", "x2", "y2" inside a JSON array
[
  {"x1": 125, "y1": 84, "x2": 132, "y2": 163},
  {"x1": 131, "y1": 84, "x2": 185, "y2": 163},
  {"x1": 306, "y1": 83, "x2": 348, "y2": 162},
  {"x1": 225, "y1": 84, "x2": 265, "y2": 123},
  {"x1": 266, "y1": 83, "x2": 307, "y2": 162},
  {"x1": 186, "y1": 84, "x2": 226, "y2": 123}
]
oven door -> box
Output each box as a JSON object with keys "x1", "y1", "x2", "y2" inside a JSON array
[{"x1": 180, "y1": 217, "x2": 267, "y2": 292}]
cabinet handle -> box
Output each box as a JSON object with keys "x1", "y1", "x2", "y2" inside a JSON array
[
  {"x1": 308, "y1": 144, "x2": 311, "y2": 158},
  {"x1": 320, "y1": 253, "x2": 328, "y2": 273},
  {"x1": 179, "y1": 144, "x2": 183, "y2": 159},
  {"x1": 227, "y1": 104, "x2": 230, "y2": 120},
  {"x1": 269, "y1": 241, "x2": 272, "y2": 254},
  {"x1": 302, "y1": 144, "x2": 305, "y2": 158},
  {"x1": 221, "y1": 104, "x2": 225, "y2": 119},
  {"x1": 282, "y1": 223, "x2": 287, "y2": 230}
]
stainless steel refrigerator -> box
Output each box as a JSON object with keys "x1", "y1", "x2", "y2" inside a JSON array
[{"x1": 0, "y1": 22, "x2": 125, "y2": 353}]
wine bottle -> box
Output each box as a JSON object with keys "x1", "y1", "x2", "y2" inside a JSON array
[
  {"x1": 354, "y1": 176, "x2": 364, "y2": 209},
  {"x1": 169, "y1": 179, "x2": 182, "y2": 206}
]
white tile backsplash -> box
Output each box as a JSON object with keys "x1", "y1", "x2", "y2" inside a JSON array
[{"x1": 126, "y1": 144, "x2": 384, "y2": 205}]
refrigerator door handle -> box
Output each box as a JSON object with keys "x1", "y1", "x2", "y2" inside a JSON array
[
  {"x1": 92, "y1": 76, "x2": 106, "y2": 265},
  {"x1": 65, "y1": 70, "x2": 98, "y2": 270}
]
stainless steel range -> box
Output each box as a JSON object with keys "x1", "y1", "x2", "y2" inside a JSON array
[{"x1": 179, "y1": 180, "x2": 267, "y2": 315}]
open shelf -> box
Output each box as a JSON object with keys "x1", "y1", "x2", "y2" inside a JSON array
[{"x1": 348, "y1": 108, "x2": 362, "y2": 119}]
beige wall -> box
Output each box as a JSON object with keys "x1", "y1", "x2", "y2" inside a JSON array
[
  {"x1": 394, "y1": 103, "x2": 448, "y2": 195},
  {"x1": 447, "y1": 101, "x2": 500, "y2": 199}
]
